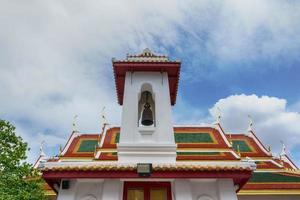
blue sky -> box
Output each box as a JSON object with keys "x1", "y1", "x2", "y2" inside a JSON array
[{"x1": 1, "y1": 0, "x2": 300, "y2": 165}]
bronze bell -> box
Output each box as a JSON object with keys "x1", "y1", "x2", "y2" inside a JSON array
[{"x1": 141, "y1": 102, "x2": 153, "y2": 126}]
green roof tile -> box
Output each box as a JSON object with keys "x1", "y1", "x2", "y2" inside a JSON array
[
  {"x1": 175, "y1": 133, "x2": 213, "y2": 143},
  {"x1": 232, "y1": 140, "x2": 252, "y2": 152},
  {"x1": 77, "y1": 140, "x2": 98, "y2": 152}
]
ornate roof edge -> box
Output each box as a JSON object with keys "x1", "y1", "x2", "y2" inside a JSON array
[
  {"x1": 112, "y1": 48, "x2": 180, "y2": 63},
  {"x1": 42, "y1": 160, "x2": 256, "y2": 172}
]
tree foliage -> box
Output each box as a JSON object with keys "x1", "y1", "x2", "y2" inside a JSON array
[{"x1": 0, "y1": 119, "x2": 45, "y2": 200}]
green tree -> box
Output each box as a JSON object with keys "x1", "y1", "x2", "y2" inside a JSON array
[{"x1": 0, "y1": 119, "x2": 45, "y2": 200}]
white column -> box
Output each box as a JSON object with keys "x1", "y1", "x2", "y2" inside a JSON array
[
  {"x1": 174, "y1": 179, "x2": 193, "y2": 200},
  {"x1": 217, "y1": 179, "x2": 238, "y2": 200},
  {"x1": 100, "y1": 180, "x2": 121, "y2": 200}
]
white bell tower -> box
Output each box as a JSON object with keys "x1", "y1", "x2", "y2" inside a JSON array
[{"x1": 113, "y1": 49, "x2": 181, "y2": 163}]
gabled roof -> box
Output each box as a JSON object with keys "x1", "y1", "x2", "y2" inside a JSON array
[
  {"x1": 39, "y1": 124, "x2": 300, "y2": 196},
  {"x1": 58, "y1": 126, "x2": 239, "y2": 162},
  {"x1": 46, "y1": 125, "x2": 298, "y2": 172}
]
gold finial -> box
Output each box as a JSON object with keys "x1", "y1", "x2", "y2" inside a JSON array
[
  {"x1": 268, "y1": 145, "x2": 271, "y2": 152},
  {"x1": 247, "y1": 115, "x2": 253, "y2": 132},
  {"x1": 213, "y1": 107, "x2": 222, "y2": 125},
  {"x1": 98, "y1": 107, "x2": 107, "y2": 147},
  {"x1": 217, "y1": 107, "x2": 221, "y2": 124},
  {"x1": 101, "y1": 107, "x2": 107, "y2": 126},
  {"x1": 72, "y1": 115, "x2": 78, "y2": 132},
  {"x1": 229, "y1": 133, "x2": 233, "y2": 145},
  {"x1": 280, "y1": 140, "x2": 287, "y2": 158}
]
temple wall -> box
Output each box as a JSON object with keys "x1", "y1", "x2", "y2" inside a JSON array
[
  {"x1": 238, "y1": 195, "x2": 300, "y2": 200},
  {"x1": 56, "y1": 179, "x2": 122, "y2": 200},
  {"x1": 54, "y1": 179, "x2": 271, "y2": 200},
  {"x1": 174, "y1": 179, "x2": 238, "y2": 200}
]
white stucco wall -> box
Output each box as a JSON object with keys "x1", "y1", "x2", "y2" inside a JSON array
[
  {"x1": 173, "y1": 179, "x2": 239, "y2": 200},
  {"x1": 118, "y1": 71, "x2": 177, "y2": 163},
  {"x1": 75, "y1": 180, "x2": 103, "y2": 200},
  {"x1": 56, "y1": 178, "x2": 300, "y2": 200},
  {"x1": 56, "y1": 178, "x2": 241, "y2": 200},
  {"x1": 56, "y1": 179, "x2": 121, "y2": 200}
]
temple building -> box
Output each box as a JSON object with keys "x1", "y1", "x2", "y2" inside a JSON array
[{"x1": 36, "y1": 49, "x2": 300, "y2": 200}]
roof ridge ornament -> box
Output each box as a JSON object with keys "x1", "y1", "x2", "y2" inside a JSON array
[
  {"x1": 72, "y1": 115, "x2": 78, "y2": 132},
  {"x1": 124, "y1": 48, "x2": 169, "y2": 62},
  {"x1": 247, "y1": 115, "x2": 253, "y2": 133},
  {"x1": 213, "y1": 107, "x2": 222, "y2": 125},
  {"x1": 99, "y1": 106, "x2": 108, "y2": 147},
  {"x1": 39, "y1": 140, "x2": 46, "y2": 157},
  {"x1": 101, "y1": 107, "x2": 107, "y2": 126},
  {"x1": 280, "y1": 140, "x2": 287, "y2": 158}
]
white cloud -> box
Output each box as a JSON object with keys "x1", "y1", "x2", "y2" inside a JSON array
[
  {"x1": 0, "y1": 0, "x2": 300, "y2": 163},
  {"x1": 0, "y1": 0, "x2": 184, "y2": 163},
  {"x1": 209, "y1": 94, "x2": 300, "y2": 156}
]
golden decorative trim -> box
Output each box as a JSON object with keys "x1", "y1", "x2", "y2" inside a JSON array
[
  {"x1": 238, "y1": 189, "x2": 300, "y2": 195},
  {"x1": 43, "y1": 163, "x2": 252, "y2": 172}
]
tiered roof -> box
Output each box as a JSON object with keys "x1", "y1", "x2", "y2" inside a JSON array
[{"x1": 39, "y1": 124, "x2": 300, "y2": 197}]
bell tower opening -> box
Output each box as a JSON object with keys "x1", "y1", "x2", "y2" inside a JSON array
[
  {"x1": 114, "y1": 49, "x2": 181, "y2": 163},
  {"x1": 138, "y1": 84, "x2": 156, "y2": 127}
]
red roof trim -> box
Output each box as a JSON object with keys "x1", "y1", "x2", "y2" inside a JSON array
[
  {"x1": 43, "y1": 170, "x2": 252, "y2": 191},
  {"x1": 113, "y1": 62, "x2": 181, "y2": 105}
]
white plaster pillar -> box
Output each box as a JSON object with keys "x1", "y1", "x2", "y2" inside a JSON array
[
  {"x1": 100, "y1": 180, "x2": 121, "y2": 200},
  {"x1": 57, "y1": 180, "x2": 77, "y2": 200},
  {"x1": 217, "y1": 179, "x2": 238, "y2": 200},
  {"x1": 174, "y1": 179, "x2": 193, "y2": 200}
]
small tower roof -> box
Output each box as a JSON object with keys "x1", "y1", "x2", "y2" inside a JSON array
[{"x1": 112, "y1": 49, "x2": 181, "y2": 105}]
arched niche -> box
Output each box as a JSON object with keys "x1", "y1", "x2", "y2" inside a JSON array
[
  {"x1": 138, "y1": 83, "x2": 156, "y2": 127},
  {"x1": 197, "y1": 194, "x2": 215, "y2": 200}
]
